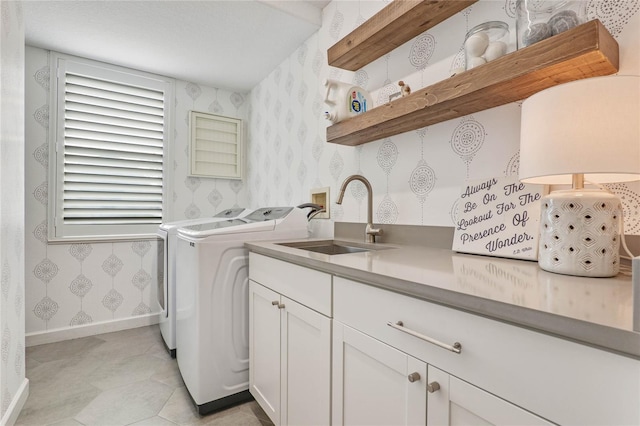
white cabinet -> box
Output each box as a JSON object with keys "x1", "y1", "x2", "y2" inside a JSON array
[
  {"x1": 249, "y1": 281, "x2": 281, "y2": 422},
  {"x1": 333, "y1": 276, "x2": 640, "y2": 425},
  {"x1": 332, "y1": 322, "x2": 426, "y2": 426},
  {"x1": 427, "y1": 366, "x2": 552, "y2": 426},
  {"x1": 248, "y1": 254, "x2": 332, "y2": 426},
  {"x1": 332, "y1": 321, "x2": 550, "y2": 426}
]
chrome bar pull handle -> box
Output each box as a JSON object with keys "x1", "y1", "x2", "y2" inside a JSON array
[
  {"x1": 407, "y1": 372, "x2": 421, "y2": 383},
  {"x1": 427, "y1": 382, "x2": 441, "y2": 393},
  {"x1": 278, "y1": 303, "x2": 285, "y2": 309},
  {"x1": 387, "y1": 321, "x2": 462, "y2": 354},
  {"x1": 271, "y1": 300, "x2": 280, "y2": 306}
]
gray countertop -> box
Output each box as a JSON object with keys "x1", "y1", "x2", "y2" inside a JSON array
[{"x1": 246, "y1": 237, "x2": 640, "y2": 359}]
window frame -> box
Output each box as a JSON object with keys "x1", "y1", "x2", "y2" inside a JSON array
[{"x1": 47, "y1": 52, "x2": 175, "y2": 242}]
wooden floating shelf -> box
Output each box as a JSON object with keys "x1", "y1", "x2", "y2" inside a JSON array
[
  {"x1": 327, "y1": 20, "x2": 619, "y2": 147},
  {"x1": 328, "y1": 0, "x2": 478, "y2": 71}
]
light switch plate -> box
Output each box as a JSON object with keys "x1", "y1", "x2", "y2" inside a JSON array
[{"x1": 310, "y1": 187, "x2": 330, "y2": 219}]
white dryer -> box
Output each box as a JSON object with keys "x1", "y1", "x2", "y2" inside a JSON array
[
  {"x1": 156, "y1": 207, "x2": 250, "y2": 357},
  {"x1": 175, "y1": 207, "x2": 309, "y2": 414}
]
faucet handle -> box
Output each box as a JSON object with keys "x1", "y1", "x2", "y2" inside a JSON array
[{"x1": 365, "y1": 224, "x2": 383, "y2": 243}]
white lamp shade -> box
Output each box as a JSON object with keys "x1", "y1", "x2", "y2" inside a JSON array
[{"x1": 519, "y1": 75, "x2": 640, "y2": 185}]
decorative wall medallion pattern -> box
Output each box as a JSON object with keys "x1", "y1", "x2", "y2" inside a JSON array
[
  {"x1": 185, "y1": 176, "x2": 201, "y2": 192},
  {"x1": 353, "y1": 70, "x2": 369, "y2": 89},
  {"x1": 102, "y1": 254, "x2": 123, "y2": 277},
  {"x1": 33, "y1": 142, "x2": 48, "y2": 168},
  {"x1": 14, "y1": 292, "x2": 21, "y2": 317},
  {"x1": 274, "y1": 101, "x2": 282, "y2": 120},
  {"x1": 329, "y1": 6, "x2": 344, "y2": 39},
  {"x1": 285, "y1": 110, "x2": 294, "y2": 132},
  {"x1": 274, "y1": 168, "x2": 282, "y2": 189},
  {"x1": 329, "y1": 150, "x2": 344, "y2": 182},
  {"x1": 588, "y1": 0, "x2": 640, "y2": 37},
  {"x1": 285, "y1": 74, "x2": 294, "y2": 95},
  {"x1": 34, "y1": 258, "x2": 58, "y2": 284},
  {"x1": 604, "y1": 183, "x2": 640, "y2": 234},
  {"x1": 297, "y1": 43, "x2": 308, "y2": 65},
  {"x1": 1, "y1": 261, "x2": 9, "y2": 300},
  {"x1": 505, "y1": 152, "x2": 520, "y2": 176},
  {"x1": 70, "y1": 310, "x2": 92, "y2": 326},
  {"x1": 69, "y1": 243, "x2": 92, "y2": 261},
  {"x1": 70, "y1": 274, "x2": 93, "y2": 298},
  {"x1": 377, "y1": 194, "x2": 399, "y2": 224},
  {"x1": 33, "y1": 221, "x2": 47, "y2": 244},
  {"x1": 102, "y1": 288, "x2": 124, "y2": 313},
  {"x1": 208, "y1": 188, "x2": 223, "y2": 208},
  {"x1": 229, "y1": 180, "x2": 243, "y2": 194},
  {"x1": 409, "y1": 33, "x2": 436, "y2": 70},
  {"x1": 230, "y1": 92, "x2": 244, "y2": 110},
  {"x1": 33, "y1": 296, "x2": 58, "y2": 321},
  {"x1": 377, "y1": 139, "x2": 398, "y2": 174},
  {"x1": 132, "y1": 270, "x2": 151, "y2": 291},
  {"x1": 1, "y1": 327, "x2": 10, "y2": 364},
  {"x1": 450, "y1": 116, "x2": 486, "y2": 176},
  {"x1": 297, "y1": 162, "x2": 308, "y2": 185},
  {"x1": 131, "y1": 241, "x2": 151, "y2": 257},
  {"x1": 285, "y1": 146, "x2": 294, "y2": 169},
  {"x1": 298, "y1": 122, "x2": 308, "y2": 144},
  {"x1": 312, "y1": 137, "x2": 324, "y2": 162},
  {"x1": 14, "y1": 343, "x2": 23, "y2": 375},
  {"x1": 503, "y1": 0, "x2": 517, "y2": 18},
  {"x1": 185, "y1": 202, "x2": 201, "y2": 219},
  {"x1": 185, "y1": 82, "x2": 202, "y2": 101},
  {"x1": 34, "y1": 65, "x2": 50, "y2": 90},
  {"x1": 274, "y1": 134, "x2": 282, "y2": 155},
  {"x1": 409, "y1": 160, "x2": 437, "y2": 202},
  {"x1": 133, "y1": 302, "x2": 151, "y2": 315},
  {"x1": 33, "y1": 181, "x2": 47, "y2": 205},
  {"x1": 208, "y1": 92, "x2": 223, "y2": 115},
  {"x1": 33, "y1": 104, "x2": 48, "y2": 128}
]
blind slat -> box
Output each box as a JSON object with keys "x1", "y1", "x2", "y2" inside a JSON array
[
  {"x1": 65, "y1": 146, "x2": 162, "y2": 163},
  {"x1": 64, "y1": 182, "x2": 163, "y2": 194},
  {"x1": 65, "y1": 154, "x2": 163, "y2": 170}
]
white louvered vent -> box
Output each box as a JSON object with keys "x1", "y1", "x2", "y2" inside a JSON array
[{"x1": 189, "y1": 111, "x2": 243, "y2": 179}]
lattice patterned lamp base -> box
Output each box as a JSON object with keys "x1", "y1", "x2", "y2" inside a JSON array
[{"x1": 538, "y1": 189, "x2": 622, "y2": 277}]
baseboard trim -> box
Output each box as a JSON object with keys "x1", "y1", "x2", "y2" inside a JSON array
[
  {"x1": 1, "y1": 378, "x2": 29, "y2": 426},
  {"x1": 25, "y1": 313, "x2": 160, "y2": 347}
]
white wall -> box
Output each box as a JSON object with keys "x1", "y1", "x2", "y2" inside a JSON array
[
  {"x1": 247, "y1": 0, "x2": 640, "y2": 233},
  {"x1": 1, "y1": 0, "x2": 27, "y2": 423},
  {"x1": 24, "y1": 46, "x2": 249, "y2": 337}
]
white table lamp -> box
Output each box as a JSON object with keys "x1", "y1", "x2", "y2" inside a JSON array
[{"x1": 519, "y1": 75, "x2": 640, "y2": 277}]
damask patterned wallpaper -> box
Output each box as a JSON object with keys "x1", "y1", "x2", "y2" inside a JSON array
[
  {"x1": 1, "y1": 0, "x2": 26, "y2": 419},
  {"x1": 247, "y1": 0, "x2": 640, "y2": 232},
  {"x1": 24, "y1": 46, "x2": 249, "y2": 336}
]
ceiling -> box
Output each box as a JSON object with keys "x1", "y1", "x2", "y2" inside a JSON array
[{"x1": 22, "y1": 0, "x2": 331, "y2": 92}]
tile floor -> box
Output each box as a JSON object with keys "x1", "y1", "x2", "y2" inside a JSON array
[{"x1": 17, "y1": 325, "x2": 273, "y2": 426}]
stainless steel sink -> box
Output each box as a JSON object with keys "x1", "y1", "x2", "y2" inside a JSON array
[{"x1": 277, "y1": 240, "x2": 387, "y2": 255}]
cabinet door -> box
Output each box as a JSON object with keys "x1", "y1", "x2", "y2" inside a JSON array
[
  {"x1": 427, "y1": 366, "x2": 553, "y2": 426},
  {"x1": 281, "y1": 297, "x2": 331, "y2": 426},
  {"x1": 332, "y1": 322, "x2": 427, "y2": 426},
  {"x1": 249, "y1": 281, "x2": 282, "y2": 424}
]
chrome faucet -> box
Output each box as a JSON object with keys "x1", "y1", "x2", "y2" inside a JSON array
[{"x1": 336, "y1": 175, "x2": 382, "y2": 243}]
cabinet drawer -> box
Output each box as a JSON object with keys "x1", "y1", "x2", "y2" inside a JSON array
[
  {"x1": 334, "y1": 277, "x2": 640, "y2": 426},
  {"x1": 249, "y1": 253, "x2": 332, "y2": 316}
]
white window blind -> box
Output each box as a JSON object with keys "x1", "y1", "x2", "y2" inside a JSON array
[
  {"x1": 189, "y1": 111, "x2": 243, "y2": 179},
  {"x1": 49, "y1": 54, "x2": 174, "y2": 241}
]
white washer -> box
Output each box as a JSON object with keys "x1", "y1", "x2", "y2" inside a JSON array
[
  {"x1": 175, "y1": 207, "x2": 309, "y2": 414},
  {"x1": 156, "y1": 207, "x2": 250, "y2": 357}
]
